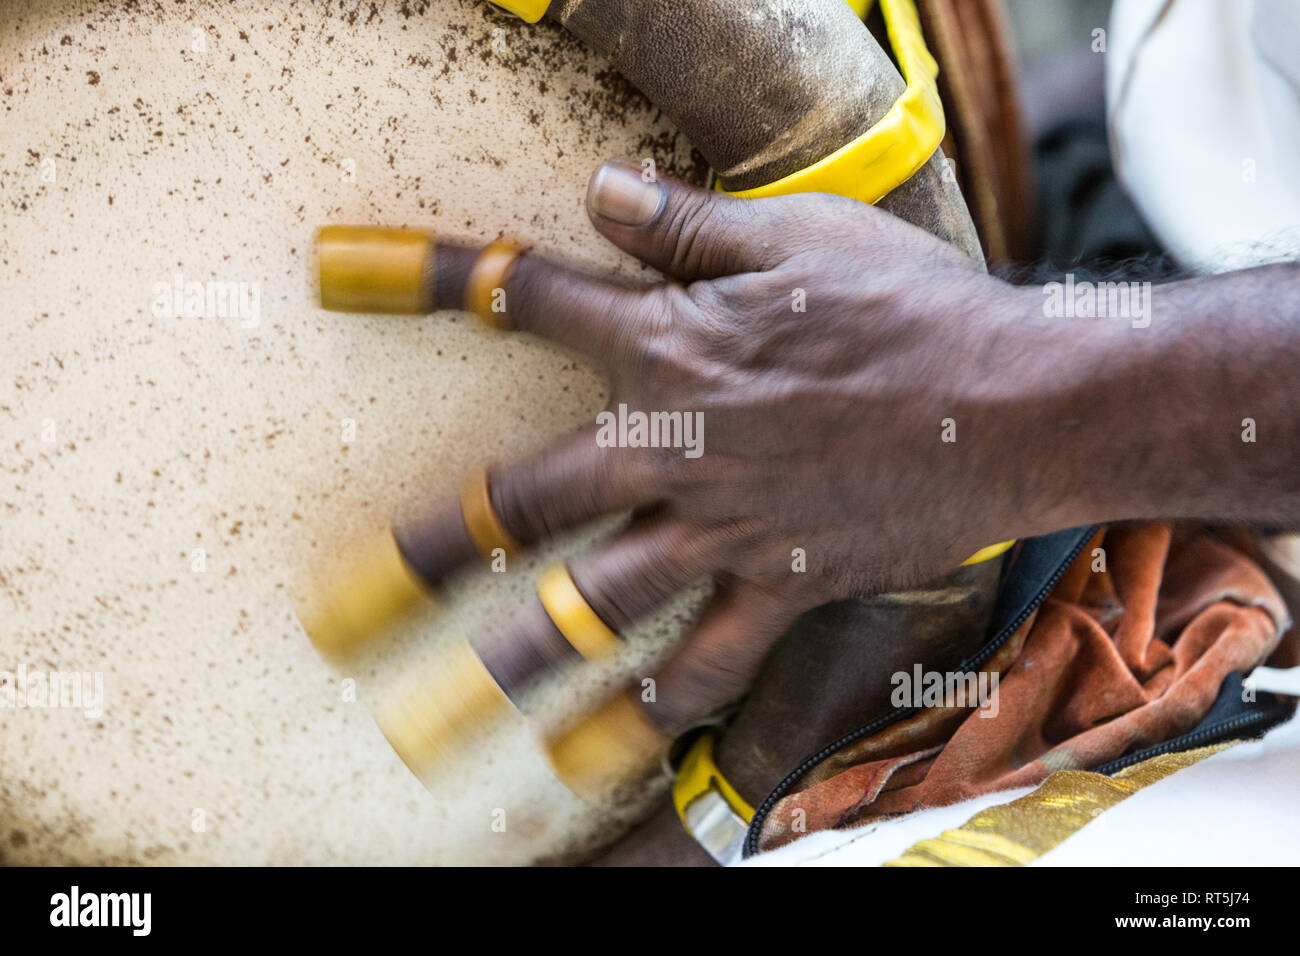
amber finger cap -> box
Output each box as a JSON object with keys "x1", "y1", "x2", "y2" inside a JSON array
[{"x1": 316, "y1": 225, "x2": 435, "y2": 314}]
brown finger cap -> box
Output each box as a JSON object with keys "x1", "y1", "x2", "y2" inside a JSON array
[
  {"x1": 316, "y1": 225, "x2": 435, "y2": 314},
  {"x1": 546, "y1": 690, "x2": 671, "y2": 805}
]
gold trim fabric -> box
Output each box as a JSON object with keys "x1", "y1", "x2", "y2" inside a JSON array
[{"x1": 884, "y1": 741, "x2": 1239, "y2": 866}]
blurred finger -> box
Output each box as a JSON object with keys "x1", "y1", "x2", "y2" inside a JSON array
[
  {"x1": 316, "y1": 226, "x2": 660, "y2": 370},
  {"x1": 396, "y1": 426, "x2": 655, "y2": 580},
  {"x1": 472, "y1": 517, "x2": 742, "y2": 702},
  {"x1": 302, "y1": 429, "x2": 655, "y2": 656},
  {"x1": 544, "y1": 579, "x2": 805, "y2": 805},
  {"x1": 643, "y1": 580, "x2": 805, "y2": 737}
]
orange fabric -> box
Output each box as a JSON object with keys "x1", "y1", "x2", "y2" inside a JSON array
[{"x1": 758, "y1": 523, "x2": 1292, "y2": 852}]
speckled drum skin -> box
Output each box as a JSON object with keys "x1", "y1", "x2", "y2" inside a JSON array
[{"x1": 0, "y1": 0, "x2": 982, "y2": 864}]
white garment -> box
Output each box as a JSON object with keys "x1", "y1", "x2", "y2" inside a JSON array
[
  {"x1": 1037, "y1": 711, "x2": 1300, "y2": 865},
  {"x1": 742, "y1": 709, "x2": 1300, "y2": 866},
  {"x1": 1106, "y1": 0, "x2": 1300, "y2": 272},
  {"x1": 740, "y1": 785, "x2": 1035, "y2": 867}
]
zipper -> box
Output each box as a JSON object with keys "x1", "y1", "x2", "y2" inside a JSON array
[
  {"x1": 742, "y1": 525, "x2": 1098, "y2": 858},
  {"x1": 1094, "y1": 705, "x2": 1290, "y2": 776}
]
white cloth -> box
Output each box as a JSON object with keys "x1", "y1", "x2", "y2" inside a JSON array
[
  {"x1": 741, "y1": 708, "x2": 1300, "y2": 866},
  {"x1": 1037, "y1": 710, "x2": 1300, "y2": 865},
  {"x1": 1105, "y1": 0, "x2": 1300, "y2": 272},
  {"x1": 739, "y1": 784, "x2": 1035, "y2": 866}
]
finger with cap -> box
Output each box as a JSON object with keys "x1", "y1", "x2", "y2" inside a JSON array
[
  {"x1": 300, "y1": 429, "x2": 657, "y2": 658},
  {"x1": 315, "y1": 226, "x2": 662, "y2": 370},
  {"x1": 543, "y1": 580, "x2": 805, "y2": 804},
  {"x1": 641, "y1": 579, "x2": 807, "y2": 738},
  {"x1": 470, "y1": 516, "x2": 739, "y2": 703},
  {"x1": 377, "y1": 516, "x2": 734, "y2": 777}
]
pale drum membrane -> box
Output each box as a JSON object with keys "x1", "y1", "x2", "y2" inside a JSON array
[{"x1": 1, "y1": 0, "x2": 705, "y2": 864}]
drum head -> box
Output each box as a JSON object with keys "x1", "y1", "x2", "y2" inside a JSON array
[{"x1": 1, "y1": 0, "x2": 703, "y2": 864}]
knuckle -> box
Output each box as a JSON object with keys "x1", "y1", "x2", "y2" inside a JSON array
[
  {"x1": 644, "y1": 520, "x2": 717, "y2": 576},
  {"x1": 616, "y1": 287, "x2": 677, "y2": 378},
  {"x1": 584, "y1": 573, "x2": 643, "y2": 631},
  {"x1": 674, "y1": 646, "x2": 752, "y2": 709},
  {"x1": 573, "y1": 552, "x2": 670, "y2": 631},
  {"x1": 663, "y1": 196, "x2": 723, "y2": 276},
  {"x1": 703, "y1": 516, "x2": 763, "y2": 556},
  {"x1": 504, "y1": 255, "x2": 546, "y2": 330},
  {"x1": 490, "y1": 462, "x2": 547, "y2": 542}
]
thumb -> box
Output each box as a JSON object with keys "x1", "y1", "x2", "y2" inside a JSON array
[{"x1": 585, "y1": 159, "x2": 796, "y2": 281}]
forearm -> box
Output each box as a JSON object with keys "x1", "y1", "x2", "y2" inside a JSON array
[{"x1": 995, "y1": 262, "x2": 1300, "y2": 538}]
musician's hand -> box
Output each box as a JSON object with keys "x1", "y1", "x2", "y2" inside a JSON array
[{"x1": 419, "y1": 159, "x2": 1051, "y2": 733}]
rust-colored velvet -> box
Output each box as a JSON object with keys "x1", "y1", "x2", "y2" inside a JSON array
[{"x1": 758, "y1": 523, "x2": 1292, "y2": 852}]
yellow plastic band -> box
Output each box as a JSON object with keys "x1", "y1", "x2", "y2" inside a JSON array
[
  {"x1": 465, "y1": 240, "x2": 524, "y2": 331},
  {"x1": 546, "y1": 690, "x2": 670, "y2": 803},
  {"x1": 673, "y1": 731, "x2": 755, "y2": 825},
  {"x1": 460, "y1": 468, "x2": 520, "y2": 559},
  {"x1": 378, "y1": 641, "x2": 510, "y2": 775},
  {"x1": 884, "y1": 742, "x2": 1237, "y2": 866},
  {"x1": 721, "y1": 0, "x2": 942, "y2": 206},
  {"x1": 962, "y1": 539, "x2": 1016, "y2": 566},
  {"x1": 492, "y1": 0, "x2": 549, "y2": 23},
  {"x1": 299, "y1": 529, "x2": 432, "y2": 657},
  {"x1": 536, "y1": 564, "x2": 622, "y2": 661},
  {"x1": 315, "y1": 225, "x2": 434, "y2": 315}
]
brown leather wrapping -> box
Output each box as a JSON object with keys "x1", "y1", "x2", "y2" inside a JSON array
[
  {"x1": 917, "y1": 0, "x2": 1034, "y2": 263},
  {"x1": 546, "y1": 0, "x2": 984, "y2": 259},
  {"x1": 547, "y1": 0, "x2": 900, "y2": 191}
]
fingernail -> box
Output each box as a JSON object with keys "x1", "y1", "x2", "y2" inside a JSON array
[{"x1": 587, "y1": 162, "x2": 664, "y2": 225}]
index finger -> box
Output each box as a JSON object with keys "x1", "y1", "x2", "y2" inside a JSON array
[{"x1": 315, "y1": 226, "x2": 660, "y2": 369}]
